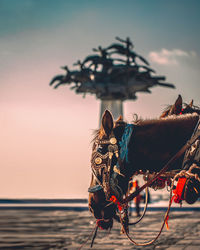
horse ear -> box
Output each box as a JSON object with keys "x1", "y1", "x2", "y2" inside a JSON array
[
  {"x1": 174, "y1": 95, "x2": 183, "y2": 114},
  {"x1": 101, "y1": 110, "x2": 114, "y2": 137},
  {"x1": 188, "y1": 100, "x2": 193, "y2": 107},
  {"x1": 168, "y1": 95, "x2": 182, "y2": 115},
  {"x1": 116, "y1": 115, "x2": 123, "y2": 122}
]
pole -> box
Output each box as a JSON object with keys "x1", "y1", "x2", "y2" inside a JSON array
[{"x1": 100, "y1": 100, "x2": 123, "y2": 124}]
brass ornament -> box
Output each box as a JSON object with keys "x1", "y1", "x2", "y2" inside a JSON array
[
  {"x1": 95, "y1": 157, "x2": 102, "y2": 165},
  {"x1": 110, "y1": 137, "x2": 117, "y2": 145}
]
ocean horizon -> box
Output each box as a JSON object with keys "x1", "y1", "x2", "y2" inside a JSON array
[{"x1": 0, "y1": 198, "x2": 199, "y2": 212}]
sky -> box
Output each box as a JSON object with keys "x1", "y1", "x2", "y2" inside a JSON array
[{"x1": 0, "y1": 0, "x2": 200, "y2": 198}]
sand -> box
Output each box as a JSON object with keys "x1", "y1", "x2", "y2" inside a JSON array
[{"x1": 0, "y1": 209, "x2": 200, "y2": 249}]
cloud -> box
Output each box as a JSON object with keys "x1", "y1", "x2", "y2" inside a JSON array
[{"x1": 149, "y1": 48, "x2": 197, "y2": 65}]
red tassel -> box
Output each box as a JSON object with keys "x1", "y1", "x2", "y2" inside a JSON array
[
  {"x1": 96, "y1": 219, "x2": 104, "y2": 230},
  {"x1": 172, "y1": 177, "x2": 187, "y2": 203},
  {"x1": 179, "y1": 108, "x2": 184, "y2": 115},
  {"x1": 110, "y1": 195, "x2": 122, "y2": 211}
]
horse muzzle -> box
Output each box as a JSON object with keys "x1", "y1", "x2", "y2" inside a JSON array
[{"x1": 88, "y1": 191, "x2": 117, "y2": 230}]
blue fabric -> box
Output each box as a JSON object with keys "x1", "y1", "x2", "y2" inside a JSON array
[{"x1": 119, "y1": 124, "x2": 134, "y2": 163}]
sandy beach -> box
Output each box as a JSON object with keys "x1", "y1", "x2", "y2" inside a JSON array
[{"x1": 0, "y1": 208, "x2": 200, "y2": 250}]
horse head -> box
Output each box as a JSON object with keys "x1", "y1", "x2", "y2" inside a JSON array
[
  {"x1": 88, "y1": 110, "x2": 130, "y2": 229},
  {"x1": 160, "y1": 94, "x2": 200, "y2": 118}
]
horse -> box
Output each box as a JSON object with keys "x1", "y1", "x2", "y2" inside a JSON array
[{"x1": 88, "y1": 108, "x2": 200, "y2": 233}]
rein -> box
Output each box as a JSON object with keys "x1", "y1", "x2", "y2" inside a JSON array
[
  {"x1": 120, "y1": 174, "x2": 175, "y2": 246},
  {"x1": 128, "y1": 185, "x2": 149, "y2": 226}
]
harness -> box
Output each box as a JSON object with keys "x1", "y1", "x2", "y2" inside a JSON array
[{"x1": 87, "y1": 116, "x2": 200, "y2": 248}]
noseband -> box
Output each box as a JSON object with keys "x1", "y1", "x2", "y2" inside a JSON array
[{"x1": 89, "y1": 124, "x2": 134, "y2": 201}]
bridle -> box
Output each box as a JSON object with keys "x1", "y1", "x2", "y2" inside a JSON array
[
  {"x1": 89, "y1": 123, "x2": 135, "y2": 201},
  {"x1": 89, "y1": 130, "x2": 125, "y2": 201}
]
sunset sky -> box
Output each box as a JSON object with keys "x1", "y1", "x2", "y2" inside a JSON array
[{"x1": 1, "y1": 0, "x2": 200, "y2": 198}]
